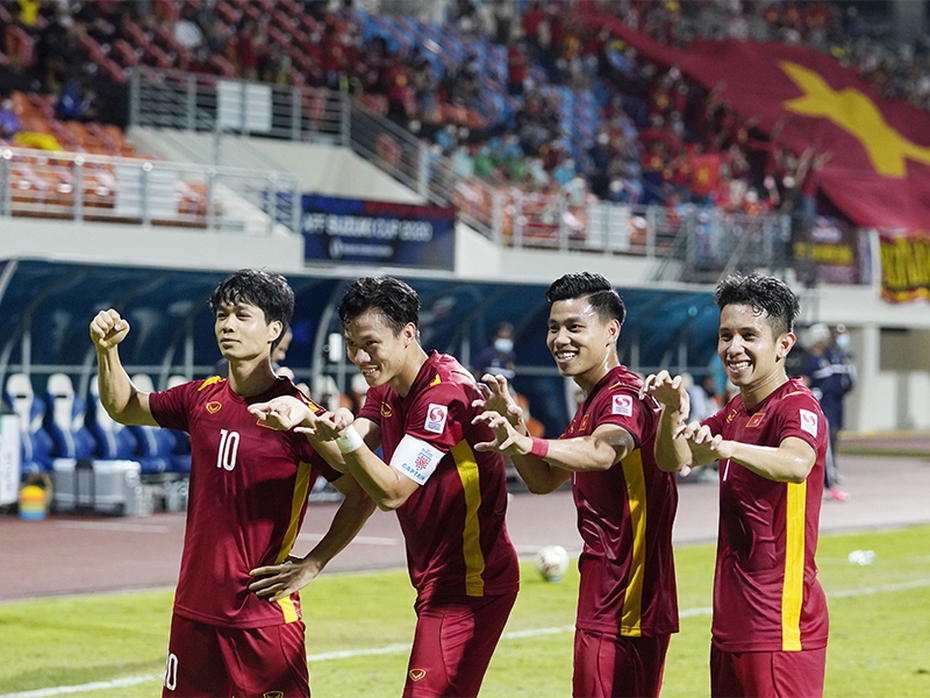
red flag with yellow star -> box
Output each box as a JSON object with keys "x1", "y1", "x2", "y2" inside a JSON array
[{"x1": 591, "y1": 13, "x2": 930, "y2": 230}]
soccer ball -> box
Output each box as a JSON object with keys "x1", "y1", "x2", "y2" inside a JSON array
[{"x1": 534, "y1": 545, "x2": 570, "y2": 583}]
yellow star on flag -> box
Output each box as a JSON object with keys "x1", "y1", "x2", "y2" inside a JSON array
[{"x1": 780, "y1": 60, "x2": 930, "y2": 178}]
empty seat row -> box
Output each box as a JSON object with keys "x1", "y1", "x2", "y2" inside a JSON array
[{"x1": 4, "y1": 372, "x2": 190, "y2": 480}]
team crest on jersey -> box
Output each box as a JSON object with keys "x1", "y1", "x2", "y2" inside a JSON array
[
  {"x1": 612, "y1": 394, "x2": 633, "y2": 417},
  {"x1": 424, "y1": 403, "x2": 448, "y2": 434},
  {"x1": 799, "y1": 409, "x2": 819, "y2": 437},
  {"x1": 380, "y1": 401, "x2": 393, "y2": 418},
  {"x1": 206, "y1": 401, "x2": 222, "y2": 414},
  {"x1": 747, "y1": 411, "x2": 766, "y2": 428},
  {"x1": 409, "y1": 668, "x2": 427, "y2": 682}
]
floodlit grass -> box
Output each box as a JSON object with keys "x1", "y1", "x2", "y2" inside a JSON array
[{"x1": 1, "y1": 525, "x2": 928, "y2": 697}]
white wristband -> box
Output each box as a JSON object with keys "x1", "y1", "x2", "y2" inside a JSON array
[{"x1": 336, "y1": 425, "x2": 364, "y2": 454}]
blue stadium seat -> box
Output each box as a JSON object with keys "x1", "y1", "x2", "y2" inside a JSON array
[
  {"x1": 4, "y1": 373, "x2": 54, "y2": 475},
  {"x1": 44, "y1": 373, "x2": 97, "y2": 462},
  {"x1": 127, "y1": 374, "x2": 176, "y2": 474},
  {"x1": 87, "y1": 379, "x2": 139, "y2": 461}
]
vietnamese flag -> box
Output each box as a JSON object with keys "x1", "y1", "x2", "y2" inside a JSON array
[
  {"x1": 589, "y1": 12, "x2": 930, "y2": 231},
  {"x1": 689, "y1": 153, "x2": 722, "y2": 196}
]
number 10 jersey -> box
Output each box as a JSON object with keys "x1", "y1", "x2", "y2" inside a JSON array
[{"x1": 150, "y1": 376, "x2": 339, "y2": 629}]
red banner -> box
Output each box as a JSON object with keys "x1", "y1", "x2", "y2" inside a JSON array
[{"x1": 590, "y1": 13, "x2": 930, "y2": 231}]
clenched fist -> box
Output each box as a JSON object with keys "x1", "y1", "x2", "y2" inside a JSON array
[{"x1": 89, "y1": 309, "x2": 131, "y2": 351}]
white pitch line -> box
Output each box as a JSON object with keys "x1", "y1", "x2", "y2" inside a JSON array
[
  {"x1": 55, "y1": 521, "x2": 171, "y2": 534},
  {"x1": 296, "y1": 532, "x2": 400, "y2": 546},
  {"x1": 2, "y1": 579, "x2": 928, "y2": 698}
]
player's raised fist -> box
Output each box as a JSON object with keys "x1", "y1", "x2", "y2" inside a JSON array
[{"x1": 89, "y1": 309, "x2": 130, "y2": 350}]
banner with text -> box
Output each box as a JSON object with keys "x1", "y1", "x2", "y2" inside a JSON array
[
  {"x1": 879, "y1": 232, "x2": 930, "y2": 303},
  {"x1": 302, "y1": 195, "x2": 455, "y2": 270}
]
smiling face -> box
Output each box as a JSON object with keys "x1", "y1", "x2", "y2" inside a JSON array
[
  {"x1": 214, "y1": 300, "x2": 282, "y2": 364},
  {"x1": 547, "y1": 296, "x2": 620, "y2": 394},
  {"x1": 344, "y1": 308, "x2": 418, "y2": 393},
  {"x1": 718, "y1": 303, "x2": 795, "y2": 406}
]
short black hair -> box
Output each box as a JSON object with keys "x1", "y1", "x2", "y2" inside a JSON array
[
  {"x1": 546, "y1": 272, "x2": 626, "y2": 325},
  {"x1": 714, "y1": 273, "x2": 799, "y2": 338},
  {"x1": 208, "y1": 269, "x2": 294, "y2": 346},
  {"x1": 338, "y1": 276, "x2": 420, "y2": 335}
]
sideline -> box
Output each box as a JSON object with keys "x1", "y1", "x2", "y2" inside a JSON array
[{"x1": 2, "y1": 579, "x2": 928, "y2": 698}]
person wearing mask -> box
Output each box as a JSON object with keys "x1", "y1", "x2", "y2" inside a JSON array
[
  {"x1": 472, "y1": 322, "x2": 517, "y2": 381},
  {"x1": 800, "y1": 323, "x2": 852, "y2": 501}
]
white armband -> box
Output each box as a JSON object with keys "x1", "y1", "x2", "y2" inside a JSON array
[
  {"x1": 336, "y1": 425, "x2": 364, "y2": 454},
  {"x1": 389, "y1": 434, "x2": 445, "y2": 486}
]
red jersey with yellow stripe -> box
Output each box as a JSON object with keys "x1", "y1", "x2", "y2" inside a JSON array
[
  {"x1": 150, "y1": 376, "x2": 339, "y2": 628},
  {"x1": 358, "y1": 351, "x2": 519, "y2": 601},
  {"x1": 702, "y1": 379, "x2": 829, "y2": 652},
  {"x1": 566, "y1": 366, "x2": 679, "y2": 637}
]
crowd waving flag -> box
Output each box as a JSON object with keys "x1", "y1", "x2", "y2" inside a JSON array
[{"x1": 587, "y1": 12, "x2": 930, "y2": 299}]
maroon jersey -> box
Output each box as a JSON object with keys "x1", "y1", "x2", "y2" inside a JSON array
[
  {"x1": 563, "y1": 366, "x2": 679, "y2": 637},
  {"x1": 150, "y1": 376, "x2": 339, "y2": 629},
  {"x1": 358, "y1": 351, "x2": 519, "y2": 601},
  {"x1": 702, "y1": 379, "x2": 829, "y2": 652}
]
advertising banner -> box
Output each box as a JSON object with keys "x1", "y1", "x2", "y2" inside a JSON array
[
  {"x1": 879, "y1": 232, "x2": 930, "y2": 303},
  {"x1": 302, "y1": 195, "x2": 455, "y2": 270}
]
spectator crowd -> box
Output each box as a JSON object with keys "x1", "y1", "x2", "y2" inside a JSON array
[{"x1": 0, "y1": 0, "x2": 924, "y2": 223}]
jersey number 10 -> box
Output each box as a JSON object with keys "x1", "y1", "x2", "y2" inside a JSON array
[{"x1": 216, "y1": 429, "x2": 240, "y2": 471}]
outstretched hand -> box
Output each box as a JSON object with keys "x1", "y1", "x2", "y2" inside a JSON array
[
  {"x1": 678, "y1": 421, "x2": 730, "y2": 463},
  {"x1": 473, "y1": 410, "x2": 531, "y2": 457},
  {"x1": 297, "y1": 407, "x2": 355, "y2": 441},
  {"x1": 89, "y1": 309, "x2": 130, "y2": 351},
  {"x1": 472, "y1": 374, "x2": 523, "y2": 426},
  {"x1": 248, "y1": 396, "x2": 314, "y2": 431},
  {"x1": 641, "y1": 370, "x2": 690, "y2": 428}
]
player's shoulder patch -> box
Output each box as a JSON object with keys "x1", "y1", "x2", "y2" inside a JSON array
[
  {"x1": 424, "y1": 403, "x2": 448, "y2": 434},
  {"x1": 198, "y1": 375, "x2": 224, "y2": 391},
  {"x1": 611, "y1": 393, "x2": 634, "y2": 417},
  {"x1": 297, "y1": 393, "x2": 322, "y2": 413},
  {"x1": 799, "y1": 408, "x2": 819, "y2": 438}
]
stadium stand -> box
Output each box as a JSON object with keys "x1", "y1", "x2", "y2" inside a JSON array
[{"x1": 0, "y1": 0, "x2": 926, "y2": 501}]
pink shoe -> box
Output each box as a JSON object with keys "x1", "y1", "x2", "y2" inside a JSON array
[{"x1": 825, "y1": 487, "x2": 850, "y2": 502}]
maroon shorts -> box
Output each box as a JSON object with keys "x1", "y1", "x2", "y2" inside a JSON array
[
  {"x1": 162, "y1": 613, "x2": 310, "y2": 697},
  {"x1": 403, "y1": 591, "x2": 517, "y2": 698},
  {"x1": 572, "y1": 629, "x2": 671, "y2": 698},
  {"x1": 710, "y1": 645, "x2": 826, "y2": 698}
]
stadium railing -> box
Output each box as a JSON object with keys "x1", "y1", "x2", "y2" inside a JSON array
[
  {"x1": 127, "y1": 68, "x2": 792, "y2": 277},
  {"x1": 0, "y1": 145, "x2": 301, "y2": 234}
]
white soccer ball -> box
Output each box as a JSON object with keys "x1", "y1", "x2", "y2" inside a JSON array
[{"x1": 534, "y1": 545, "x2": 570, "y2": 582}]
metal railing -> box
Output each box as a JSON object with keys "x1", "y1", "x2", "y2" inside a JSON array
[
  {"x1": 127, "y1": 68, "x2": 795, "y2": 277},
  {"x1": 0, "y1": 146, "x2": 301, "y2": 234}
]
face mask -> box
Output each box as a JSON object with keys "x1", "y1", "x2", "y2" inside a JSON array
[
  {"x1": 836, "y1": 334, "x2": 850, "y2": 350},
  {"x1": 494, "y1": 338, "x2": 514, "y2": 354}
]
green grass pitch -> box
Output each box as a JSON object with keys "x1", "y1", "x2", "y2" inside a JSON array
[{"x1": 1, "y1": 524, "x2": 928, "y2": 697}]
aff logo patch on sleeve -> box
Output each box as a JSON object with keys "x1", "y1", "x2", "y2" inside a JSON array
[
  {"x1": 390, "y1": 434, "x2": 445, "y2": 485},
  {"x1": 612, "y1": 394, "x2": 634, "y2": 417},
  {"x1": 424, "y1": 403, "x2": 448, "y2": 434},
  {"x1": 799, "y1": 408, "x2": 819, "y2": 438}
]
